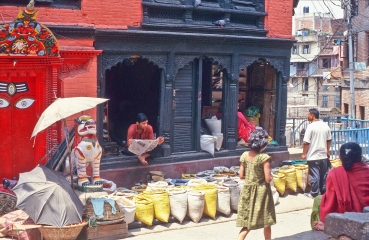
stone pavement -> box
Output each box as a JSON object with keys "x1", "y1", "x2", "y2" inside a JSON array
[
  {"x1": 288, "y1": 147, "x2": 303, "y2": 160},
  {"x1": 126, "y1": 193, "x2": 331, "y2": 239}
]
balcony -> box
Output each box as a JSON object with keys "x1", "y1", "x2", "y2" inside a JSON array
[{"x1": 141, "y1": 0, "x2": 267, "y2": 36}]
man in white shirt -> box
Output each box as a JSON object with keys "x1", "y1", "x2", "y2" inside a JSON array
[{"x1": 302, "y1": 108, "x2": 332, "y2": 198}]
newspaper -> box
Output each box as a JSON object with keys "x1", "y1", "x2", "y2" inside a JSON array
[{"x1": 128, "y1": 139, "x2": 159, "y2": 156}]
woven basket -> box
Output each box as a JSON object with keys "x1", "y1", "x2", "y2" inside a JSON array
[
  {"x1": 39, "y1": 222, "x2": 87, "y2": 240},
  {"x1": 0, "y1": 192, "x2": 17, "y2": 216},
  {"x1": 83, "y1": 198, "x2": 124, "y2": 221}
]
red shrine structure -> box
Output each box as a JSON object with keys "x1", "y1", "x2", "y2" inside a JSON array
[{"x1": 0, "y1": 1, "x2": 101, "y2": 179}]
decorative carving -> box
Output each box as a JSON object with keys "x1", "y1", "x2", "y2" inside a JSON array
[
  {"x1": 206, "y1": 55, "x2": 231, "y2": 73},
  {"x1": 100, "y1": 54, "x2": 166, "y2": 72},
  {"x1": 0, "y1": 1, "x2": 59, "y2": 57},
  {"x1": 58, "y1": 59, "x2": 92, "y2": 80},
  {"x1": 238, "y1": 55, "x2": 258, "y2": 69},
  {"x1": 174, "y1": 54, "x2": 198, "y2": 74},
  {"x1": 265, "y1": 57, "x2": 285, "y2": 75}
]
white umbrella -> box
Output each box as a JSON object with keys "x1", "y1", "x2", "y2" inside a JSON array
[
  {"x1": 31, "y1": 97, "x2": 109, "y2": 138},
  {"x1": 31, "y1": 97, "x2": 109, "y2": 188}
]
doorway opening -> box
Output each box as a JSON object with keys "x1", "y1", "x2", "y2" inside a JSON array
[
  {"x1": 105, "y1": 57, "x2": 161, "y2": 148},
  {"x1": 241, "y1": 60, "x2": 277, "y2": 139}
]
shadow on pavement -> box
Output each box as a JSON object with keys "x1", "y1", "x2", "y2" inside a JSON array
[{"x1": 273, "y1": 229, "x2": 330, "y2": 240}]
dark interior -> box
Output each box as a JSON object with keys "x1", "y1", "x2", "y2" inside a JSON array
[{"x1": 105, "y1": 58, "x2": 161, "y2": 146}]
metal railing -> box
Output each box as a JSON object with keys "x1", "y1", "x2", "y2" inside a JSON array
[
  {"x1": 330, "y1": 127, "x2": 369, "y2": 160},
  {"x1": 286, "y1": 116, "x2": 369, "y2": 161},
  {"x1": 286, "y1": 114, "x2": 349, "y2": 147}
]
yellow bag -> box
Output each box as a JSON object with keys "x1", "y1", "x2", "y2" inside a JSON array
[
  {"x1": 133, "y1": 195, "x2": 154, "y2": 226},
  {"x1": 272, "y1": 172, "x2": 286, "y2": 195},
  {"x1": 279, "y1": 166, "x2": 297, "y2": 192},
  {"x1": 182, "y1": 174, "x2": 196, "y2": 179},
  {"x1": 192, "y1": 184, "x2": 217, "y2": 219},
  {"x1": 143, "y1": 190, "x2": 170, "y2": 223},
  {"x1": 294, "y1": 164, "x2": 309, "y2": 191},
  {"x1": 330, "y1": 159, "x2": 342, "y2": 168}
]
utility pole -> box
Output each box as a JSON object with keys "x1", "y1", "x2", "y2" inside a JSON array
[{"x1": 343, "y1": 0, "x2": 356, "y2": 120}]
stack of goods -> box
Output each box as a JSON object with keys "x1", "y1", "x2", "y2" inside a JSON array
[{"x1": 274, "y1": 161, "x2": 310, "y2": 195}]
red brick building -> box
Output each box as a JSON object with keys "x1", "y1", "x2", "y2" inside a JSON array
[
  {"x1": 341, "y1": 0, "x2": 369, "y2": 120},
  {"x1": 0, "y1": 0, "x2": 299, "y2": 185}
]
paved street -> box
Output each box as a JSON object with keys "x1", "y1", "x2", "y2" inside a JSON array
[{"x1": 126, "y1": 193, "x2": 331, "y2": 240}]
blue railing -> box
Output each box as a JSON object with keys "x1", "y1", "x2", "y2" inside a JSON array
[
  {"x1": 286, "y1": 116, "x2": 369, "y2": 161},
  {"x1": 330, "y1": 127, "x2": 369, "y2": 160},
  {"x1": 286, "y1": 114, "x2": 349, "y2": 147}
]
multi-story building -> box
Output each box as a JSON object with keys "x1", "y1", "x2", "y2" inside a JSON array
[
  {"x1": 289, "y1": 8, "x2": 345, "y2": 117},
  {"x1": 341, "y1": 0, "x2": 369, "y2": 120}
]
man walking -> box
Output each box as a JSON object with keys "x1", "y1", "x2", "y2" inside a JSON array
[{"x1": 302, "y1": 108, "x2": 332, "y2": 198}]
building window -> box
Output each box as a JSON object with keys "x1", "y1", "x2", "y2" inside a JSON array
[
  {"x1": 334, "y1": 96, "x2": 340, "y2": 108},
  {"x1": 292, "y1": 78, "x2": 298, "y2": 91},
  {"x1": 322, "y1": 58, "x2": 331, "y2": 68},
  {"x1": 302, "y1": 45, "x2": 310, "y2": 54},
  {"x1": 303, "y1": 78, "x2": 309, "y2": 91},
  {"x1": 292, "y1": 46, "x2": 298, "y2": 54},
  {"x1": 335, "y1": 86, "x2": 340, "y2": 92},
  {"x1": 322, "y1": 96, "x2": 328, "y2": 108},
  {"x1": 360, "y1": 106, "x2": 365, "y2": 120},
  {"x1": 344, "y1": 103, "x2": 349, "y2": 114},
  {"x1": 322, "y1": 85, "x2": 329, "y2": 91}
]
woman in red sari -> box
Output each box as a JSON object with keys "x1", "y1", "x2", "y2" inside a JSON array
[
  {"x1": 237, "y1": 103, "x2": 256, "y2": 144},
  {"x1": 314, "y1": 142, "x2": 369, "y2": 231}
]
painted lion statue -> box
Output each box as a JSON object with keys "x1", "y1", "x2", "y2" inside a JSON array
[{"x1": 71, "y1": 115, "x2": 102, "y2": 186}]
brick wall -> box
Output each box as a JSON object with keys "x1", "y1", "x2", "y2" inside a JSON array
[
  {"x1": 0, "y1": 0, "x2": 142, "y2": 29},
  {"x1": 265, "y1": 0, "x2": 294, "y2": 39},
  {"x1": 353, "y1": 0, "x2": 369, "y2": 64},
  {"x1": 58, "y1": 39, "x2": 99, "y2": 136},
  {"x1": 341, "y1": 88, "x2": 369, "y2": 120}
]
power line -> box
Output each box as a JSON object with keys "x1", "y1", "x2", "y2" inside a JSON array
[{"x1": 291, "y1": 19, "x2": 346, "y2": 80}]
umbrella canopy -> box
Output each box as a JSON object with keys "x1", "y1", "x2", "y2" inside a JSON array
[
  {"x1": 13, "y1": 165, "x2": 84, "y2": 228},
  {"x1": 31, "y1": 97, "x2": 109, "y2": 138}
]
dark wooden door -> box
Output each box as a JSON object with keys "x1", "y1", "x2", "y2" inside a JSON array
[{"x1": 172, "y1": 63, "x2": 196, "y2": 153}]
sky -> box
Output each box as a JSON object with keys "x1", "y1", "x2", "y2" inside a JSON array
[{"x1": 292, "y1": 0, "x2": 344, "y2": 33}]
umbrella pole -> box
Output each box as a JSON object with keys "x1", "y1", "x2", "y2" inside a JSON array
[{"x1": 62, "y1": 118, "x2": 74, "y2": 189}]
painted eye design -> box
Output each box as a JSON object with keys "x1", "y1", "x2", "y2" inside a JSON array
[
  {"x1": 14, "y1": 98, "x2": 35, "y2": 109},
  {"x1": 0, "y1": 98, "x2": 10, "y2": 108}
]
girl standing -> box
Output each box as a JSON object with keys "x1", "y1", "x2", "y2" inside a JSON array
[{"x1": 237, "y1": 129, "x2": 276, "y2": 240}]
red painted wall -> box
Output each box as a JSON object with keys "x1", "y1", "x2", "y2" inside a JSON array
[
  {"x1": 265, "y1": 0, "x2": 294, "y2": 39},
  {"x1": 58, "y1": 38, "x2": 99, "y2": 138},
  {"x1": 0, "y1": 0, "x2": 142, "y2": 29}
]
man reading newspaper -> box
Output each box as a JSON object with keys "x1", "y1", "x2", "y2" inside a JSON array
[{"x1": 125, "y1": 113, "x2": 164, "y2": 165}]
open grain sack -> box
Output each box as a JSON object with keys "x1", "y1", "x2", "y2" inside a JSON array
[
  {"x1": 109, "y1": 194, "x2": 136, "y2": 224},
  {"x1": 222, "y1": 178, "x2": 240, "y2": 211},
  {"x1": 279, "y1": 165, "x2": 297, "y2": 192},
  {"x1": 294, "y1": 164, "x2": 309, "y2": 191},
  {"x1": 187, "y1": 178, "x2": 208, "y2": 187},
  {"x1": 143, "y1": 189, "x2": 170, "y2": 223},
  {"x1": 200, "y1": 135, "x2": 216, "y2": 156},
  {"x1": 271, "y1": 172, "x2": 286, "y2": 195},
  {"x1": 216, "y1": 186, "x2": 231, "y2": 216},
  {"x1": 187, "y1": 190, "x2": 205, "y2": 223},
  {"x1": 133, "y1": 195, "x2": 154, "y2": 226},
  {"x1": 167, "y1": 188, "x2": 188, "y2": 223},
  {"x1": 192, "y1": 184, "x2": 217, "y2": 219}
]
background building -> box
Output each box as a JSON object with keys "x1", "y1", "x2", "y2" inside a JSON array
[{"x1": 288, "y1": 3, "x2": 345, "y2": 118}]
